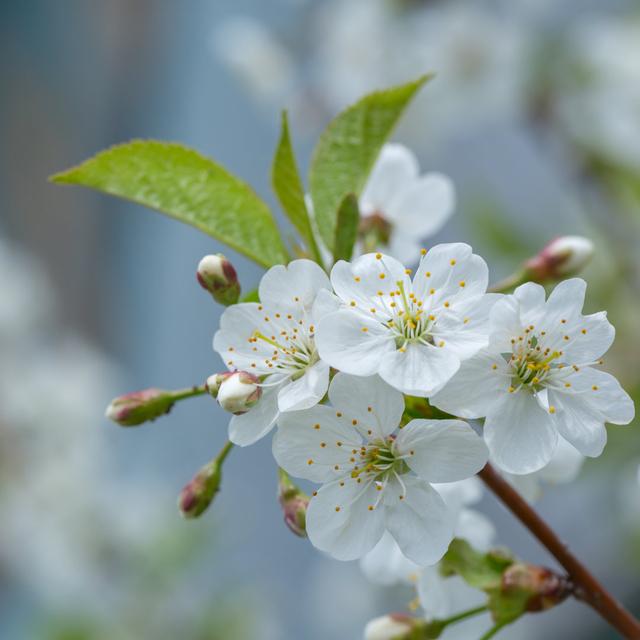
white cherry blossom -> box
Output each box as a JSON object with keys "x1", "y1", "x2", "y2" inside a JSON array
[
  {"x1": 432, "y1": 279, "x2": 635, "y2": 474},
  {"x1": 316, "y1": 244, "x2": 495, "y2": 396},
  {"x1": 213, "y1": 259, "x2": 335, "y2": 446},
  {"x1": 358, "y1": 144, "x2": 455, "y2": 263},
  {"x1": 273, "y1": 373, "x2": 489, "y2": 565}
]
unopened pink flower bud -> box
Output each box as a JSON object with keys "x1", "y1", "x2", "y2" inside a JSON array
[
  {"x1": 105, "y1": 388, "x2": 175, "y2": 426},
  {"x1": 178, "y1": 459, "x2": 223, "y2": 518},
  {"x1": 501, "y1": 563, "x2": 572, "y2": 612},
  {"x1": 216, "y1": 371, "x2": 262, "y2": 414},
  {"x1": 524, "y1": 236, "x2": 594, "y2": 282},
  {"x1": 196, "y1": 254, "x2": 240, "y2": 306},
  {"x1": 278, "y1": 469, "x2": 309, "y2": 537},
  {"x1": 364, "y1": 614, "x2": 421, "y2": 640}
]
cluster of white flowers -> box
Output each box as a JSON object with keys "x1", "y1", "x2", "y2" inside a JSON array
[{"x1": 211, "y1": 238, "x2": 633, "y2": 567}]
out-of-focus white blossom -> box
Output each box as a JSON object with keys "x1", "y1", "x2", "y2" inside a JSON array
[
  {"x1": 555, "y1": 17, "x2": 640, "y2": 170},
  {"x1": 212, "y1": 16, "x2": 295, "y2": 104}
]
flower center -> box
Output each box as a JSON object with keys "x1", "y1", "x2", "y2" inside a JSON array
[
  {"x1": 507, "y1": 333, "x2": 564, "y2": 393},
  {"x1": 350, "y1": 437, "x2": 410, "y2": 481},
  {"x1": 387, "y1": 280, "x2": 436, "y2": 349},
  {"x1": 252, "y1": 325, "x2": 318, "y2": 380}
]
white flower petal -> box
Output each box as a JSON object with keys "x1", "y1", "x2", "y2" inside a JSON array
[
  {"x1": 562, "y1": 311, "x2": 615, "y2": 363},
  {"x1": 228, "y1": 385, "x2": 280, "y2": 446},
  {"x1": 538, "y1": 437, "x2": 584, "y2": 485},
  {"x1": 360, "y1": 144, "x2": 419, "y2": 214},
  {"x1": 328, "y1": 373, "x2": 404, "y2": 438},
  {"x1": 488, "y1": 296, "x2": 522, "y2": 352},
  {"x1": 547, "y1": 368, "x2": 633, "y2": 457},
  {"x1": 386, "y1": 173, "x2": 455, "y2": 238},
  {"x1": 413, "y1": 243, "x2": 474, "y2": 301},
  {"x1": 273, "y1": 405, "x2": 360, "y2": 483},
  {"x1": 311, "y1": 288, "x2": 341, "y2": 322},
  {"x1": 384, "y1": 476, "x2": 454, "y2": 566},
  {"x1": 359, "y1": 531, "x2": 420, "y2": 586},
  {"x1": 431, "y1": 349, "x2": 509, "y2": 419},
  {"x1": 543, "y1": 278, "x2": 587, "y2": 324},
  {"x1": 484, "y1": 392, "x2": 559, "y2": 474},
  {"x1": 277, "y1": 360, "x2": 329, "y2": 412},
  {"x1": 331, "y1": 253, "x2": 409, "y2": 309},
  {"x1": 513, "y1": 282, "x2": 547, "y2": 325},
  {"x1": 379, "y1": 342, "x2": 460, "y2": 397},
  {"x1": 431, "y1": 294, "x2": 497, "y2": 360},
  {"x1": 397, "y1": 419, "x2": 489, "y2": 483},
  {"x1": 258, "y1": 259, "x2": 330, "y2": 313},
  {"x1": 213, "y1": 303, "x2": 273, "y2": 370},
  {"x1": 306, "y1": 477, "x2": 385, "y2": 561},
  {"x1": 316, "y1": 309, "x2": 394, "y2": 376}
]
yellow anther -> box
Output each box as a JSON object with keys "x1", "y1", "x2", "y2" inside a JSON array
[
  {"x1": 307, "y1": 459, "x2": 314, "y2": 465},
  {"x1": 429, "y1": 288, "x2": 435, "y2": 295},
  {"x1": 379, "y1": 273, "x2": 386, "y2": 279},
  {"x1": 450, "y1": 259, "x2": 456, "y2": 266},
  {"x1": 420, "y1": 248, "x2": 427, "y2": 256},
  {"x1": 565, "y1": 383, "x2": 571, "y2": 388},
  {"x1": 375, "y1": 253, "x2": 382, "y2": 259},
  {"x1": 592, "y1": 385, "x2": 599, "y2": 391},
  {"x1": 492, "y1": 364, "x2": 498, "y2": 370},
  {"x1": 508, "y1": 386, "x2": 515, "y2": 393},
  {"x1": 335, "y1": 506, "x2": 341, "y2": 512},
  {"x1": 459, "y1": 280, "x2": 466, "y2": 287},
  {"x1": 444, "y1": 301, "x2": 450, "y2": 308},
  {"x1": 405, "y1": 268, "x2": 412, "y2": 275},
  {"x1": 581, "y1": 329, "x2": 587, "y2": 334}
]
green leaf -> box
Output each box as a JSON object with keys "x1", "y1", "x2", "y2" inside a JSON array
[
  {"x1": 333, "y1": 193, "x2": 359, "y2": 263},
  {"x1": 241, "y1": 288, "x2": 260, "y2": 303},
  {"x1": 51, "y1": 140, "x2": 289, "y2": 268},
  {"x1": 309, "y1": 74, "x2": 432, "y2": 253},
  {"x1": 440, "y1": 539, "x2": 514, "y2": 591},
  {"x1": 271, "y1": 111, "x2": 322, "y2": 263}
]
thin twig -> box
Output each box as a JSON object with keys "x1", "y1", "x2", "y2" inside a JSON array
[{"x1": 479, "y1": 463, "x2": 640, "y2": 639}]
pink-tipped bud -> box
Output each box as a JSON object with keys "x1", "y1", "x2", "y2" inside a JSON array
[
  {"x1": 178, "y1": 459, "x2": 223, "y2": 519},
  {"x1": 278, "y1": 469, "x2": 309, "y2": 537},
  {"x1": 501, "y1": 563, "x2": 572, "y2": 613},
  {"x1": 105, "y1": 388, "x2": 175, "y2": 426},
  {"x1": 216, "y1": 371, "x2": 262, "y2": 415},
  {"x1": 364, "y1": 614, "x2": 421, "y2": 640},
  {"x1": 196, "y1": 254, "x2": 240, "y2": 306},
  {"x1": 524, "y1": 236, "x2": 594, "y2": 283}
]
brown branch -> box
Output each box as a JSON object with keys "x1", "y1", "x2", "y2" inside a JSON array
[{"x1": 478, "y1": 462, "x2": 640, "y2": 639}]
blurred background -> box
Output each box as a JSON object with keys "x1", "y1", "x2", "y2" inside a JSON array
[{"x1": 0, "y1": 1, "x2": 639, "y2": 638}]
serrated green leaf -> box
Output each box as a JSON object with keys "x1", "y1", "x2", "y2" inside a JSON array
[
  {"x1": 309, "y1": 74, "x2": 432, "y2": 253},
  {"x1": 333, "y1": 193, "x2": 359, "y2": 263},
  {"x1": 271, "y1": 111, "x2": 322, "y2": 263},
  {"x1": 51, "y1": 140, "x2": 289, "y2": 268},
  {"x1": 440, "y1": 539, "x2": 514, "y2": 591}
]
